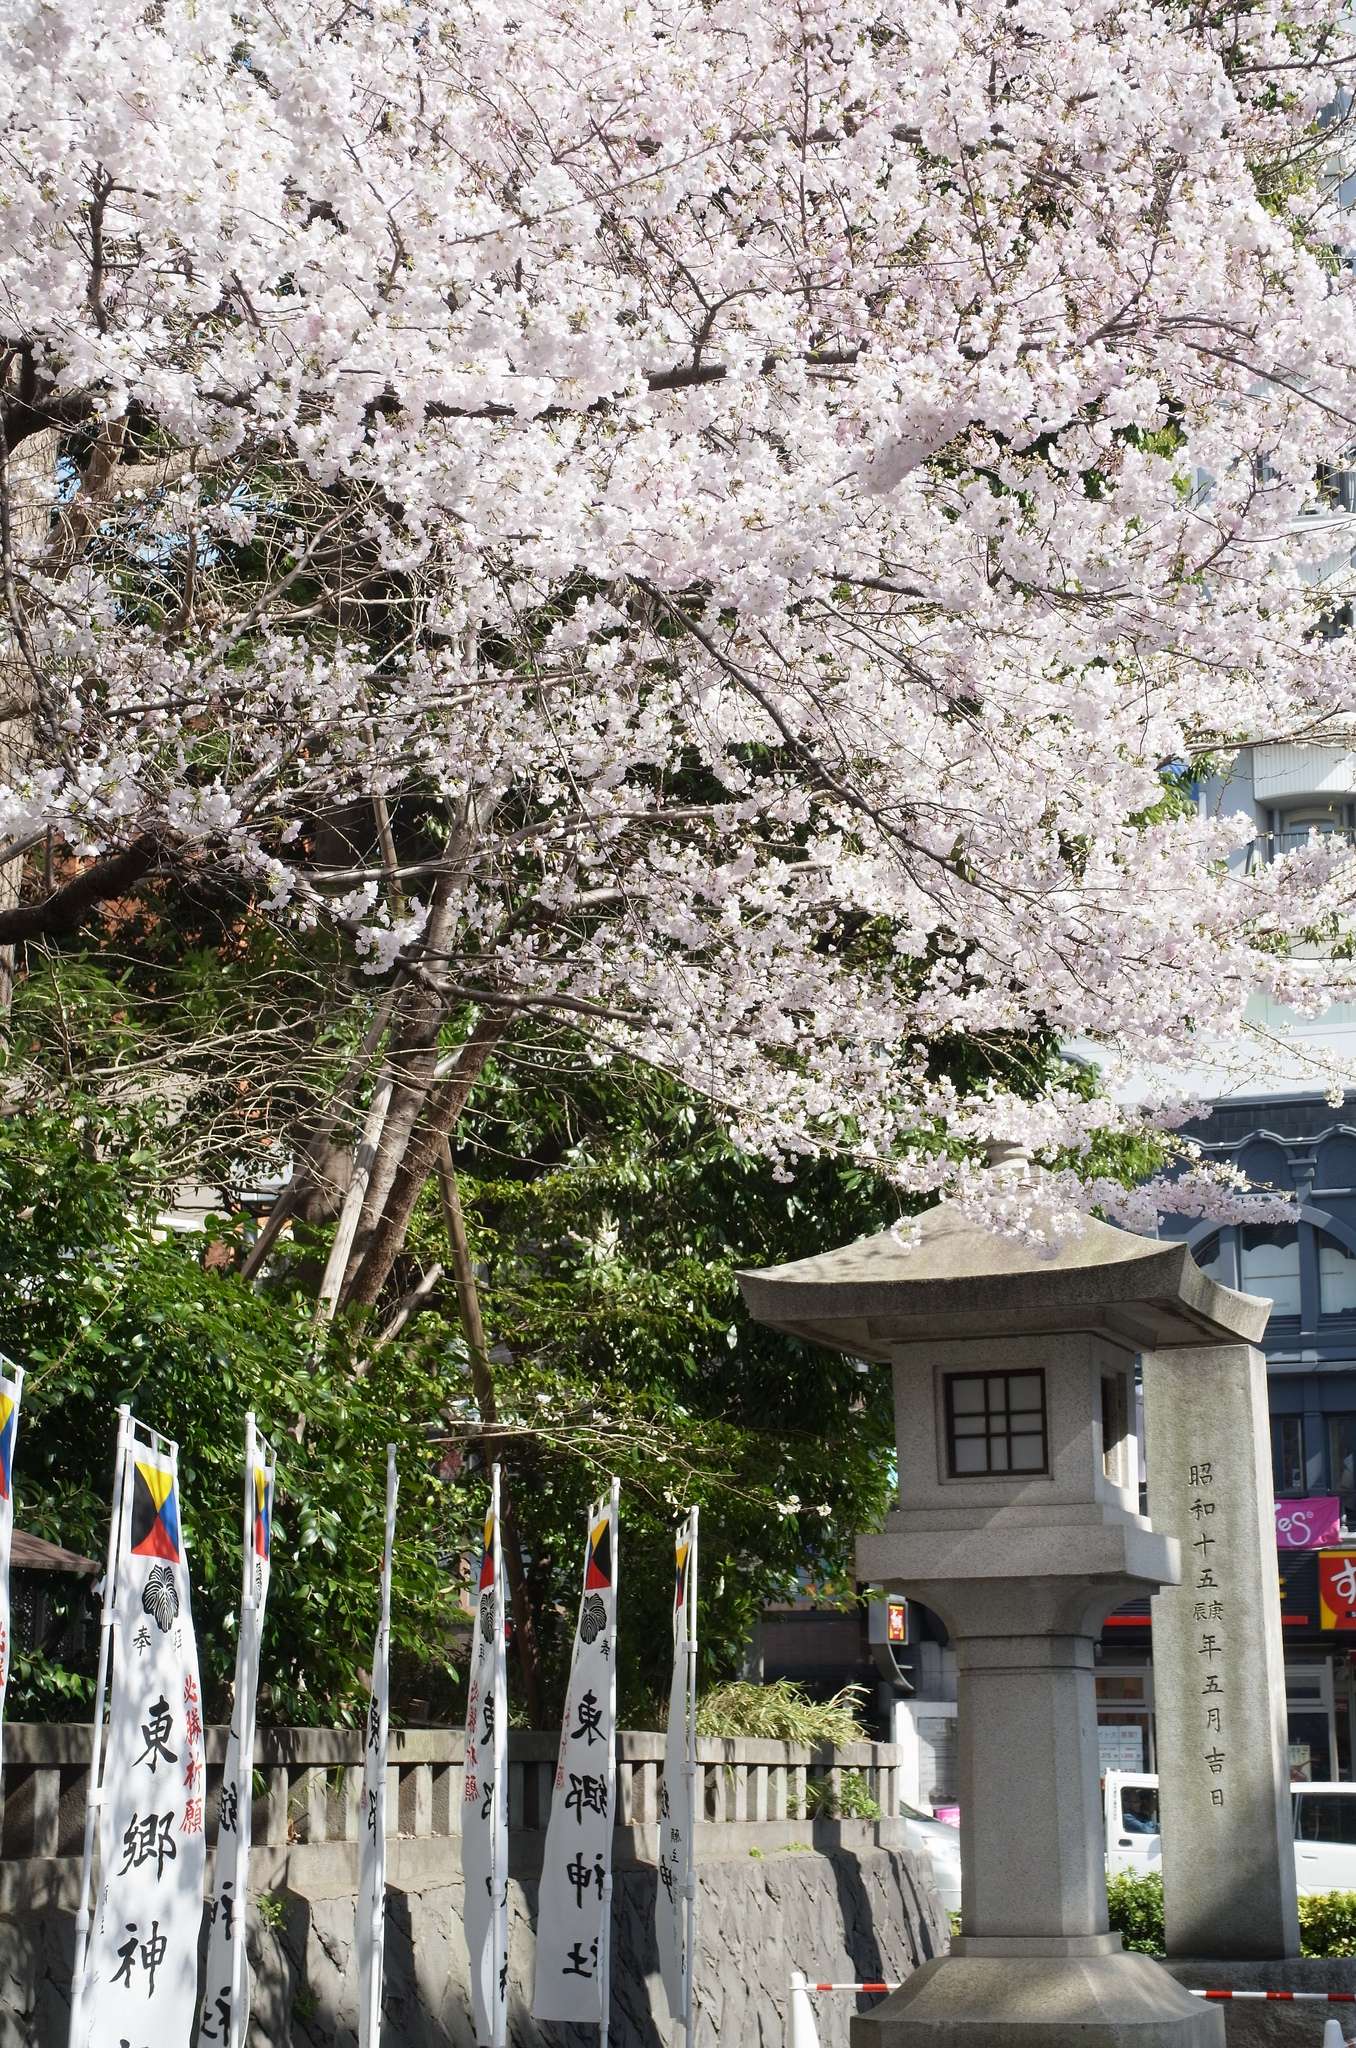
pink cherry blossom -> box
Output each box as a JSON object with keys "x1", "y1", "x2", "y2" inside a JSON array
[{"x1": 0, "y1": 0, "x2": 1354, "y2": 1226}]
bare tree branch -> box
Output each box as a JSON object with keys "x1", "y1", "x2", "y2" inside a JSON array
[{"x1": 0, "y1": 836, "x2": 161, "y2": 943}]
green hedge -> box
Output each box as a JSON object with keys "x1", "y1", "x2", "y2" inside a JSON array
[
  {"x1": 1106, "y1": 1872, "x2": 1167, "y2": 1954},
  {"x1": 1298, "y1": 1891, "x2": 1356, "y2": 1958},
  {"x1": 1107, "y1": 1871, "x2": 1356, "y2": 1958}
]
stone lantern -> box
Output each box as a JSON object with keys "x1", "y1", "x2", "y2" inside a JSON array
[{"x1": 739, "y1": 1154, "x2": 1271, "y2": 2048}]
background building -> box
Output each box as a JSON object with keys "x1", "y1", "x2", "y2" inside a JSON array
[
  {"x1": 1093, "y1": 735, "x2": 1356, "y2": 1785},
  {"x1": 1097, "y1": 1090, "x2": 1356, "y2": 1785}
]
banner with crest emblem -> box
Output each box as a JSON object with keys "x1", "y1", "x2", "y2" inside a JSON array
[
  {"x1": 357, "y1": 1445, "x2": 398, "y2": 2048},
  {"x1": 531, "y1": 1480, "x2": 619, "y2": 2029},
  {"x1": 199, "y1": 1415, "x2": 278, "y2": 2048},
  {"x1": 0, "y1": 1355, "x2": 23, "y2": 1784},
  {"x1": 71, "y1": 1411, "x2": 206, "y2": 2048},
  {"x1": 657, "y1": 1508, "x2": 698, "y2": 2043},
  {"x1": 462, "y1": 1463, "x2": 508, "y2": 2047}
]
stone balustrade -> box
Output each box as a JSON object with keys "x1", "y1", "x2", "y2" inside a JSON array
[{"x1": 0, "y1": 1723, "x2": 907, "y2": 1908}]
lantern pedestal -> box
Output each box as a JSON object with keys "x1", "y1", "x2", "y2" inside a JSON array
[{"x1": 850, "y1": 1951, "x2": 1219, "y2": 2047}]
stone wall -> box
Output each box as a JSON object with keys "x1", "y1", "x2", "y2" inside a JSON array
[{"x1": 0, "y1": 1830, "x2": 948, "y2": 2047}]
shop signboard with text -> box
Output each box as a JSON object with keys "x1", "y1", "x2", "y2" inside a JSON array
[
  {"x1": 1098, "y1": 1721, "x2": 1148, "y2": 1775},
  {"x1": 1276, "y1": 1498, "x2": 1342, "y2": 1550},
  {"x1": 1317, "y1": 1549, "x2": 1356, "y2": 1628}
]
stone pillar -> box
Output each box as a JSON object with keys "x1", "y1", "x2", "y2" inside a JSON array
[
  {"x1": 849, "y1": 1572, "x2": 1222, "y2": 2046},
  {"x1": 1143, "y1": 1342, "x2": 1299, "y2": 1959},
  {"x1": 955, "y1": 1630, "x2": 1110, "y2": 1946}
]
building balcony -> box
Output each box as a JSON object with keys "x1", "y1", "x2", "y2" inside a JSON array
[
  {"x1": 1245, "y1": 823, "x2": 1356, "y2": 869},
  {"x1": 1253, "y1": 744, "x2": 1356, "y2": 805}
]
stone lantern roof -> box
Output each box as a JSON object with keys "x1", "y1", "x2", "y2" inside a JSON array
[{"x1": 738, "y1": 1163, "x2": 1268, "y2": 1361}]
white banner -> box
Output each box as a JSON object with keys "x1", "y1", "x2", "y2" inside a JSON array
[
  {"x1": 357, "y1": 1444, "x2": 399, "y2": 2048},
  {"x1": 462, "y1": 1464, "x2": 508, "y2": 2048},
  {"x1": 657, "y1": 1510, "x2": 697, "y2": 2033},
  {"x1": 531, "y1": 1482, "x2": 619, "y2": 2026},
  {"x1": 0, "y1": 1357, "x2": 23, "y2": 1783},
  {"x1": 199, "y1": 1417, "x2": 277, "y2": 2048},
  {"x1": 79, "y1": 1424, "x2": 207, "y2": 2048}
]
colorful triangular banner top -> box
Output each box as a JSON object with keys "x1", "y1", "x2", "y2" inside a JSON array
[
  {"x1": 477, "y1": 1507, "x2": 496, "y2": 1592},
  {"x1": 254, "y1": 1463, "x2": 272, "y2": 1560},
  {"x1": 0, "y1": 1395, "x2": 14, "y2": 1503},
  {"x1": 584, "y1": 1512, "x2": 612, "y2": 1591},
  {"x1": 129, "y1": 1459, "x2": 181, "y2": 1562}
]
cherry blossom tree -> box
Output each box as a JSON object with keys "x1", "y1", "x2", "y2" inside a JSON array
[{"x1": 2, "y1": 0, "x2": 1356, "y2": 1301}]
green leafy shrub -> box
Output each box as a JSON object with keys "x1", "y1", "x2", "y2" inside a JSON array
[
  {"x1": 0, "y1": 1110, "x2": 462, "y2": 1723},
  {"x1": 1107, "y1": 1875, "x2": 1356, "y2": 1960},
  {"x1": 803, "y1": 1769, "x2": 882, "y2": 1822},
  {"x1": 695, "y1": 1678, "x2": 867, "y2": 1744},
  {"x1": 1106, "y1": 1871, "x2": 1165, "y2": 1955},
  {"x1": 1299, "y1": 1891, "x2": 1356, "y2": 1957}
]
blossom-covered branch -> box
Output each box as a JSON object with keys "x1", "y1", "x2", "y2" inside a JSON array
[{"x1": 1, "y1": 0, "x2": 1355, "y2": 1290}]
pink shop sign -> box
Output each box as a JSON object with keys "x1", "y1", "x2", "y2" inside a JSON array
[{"x1": 1276, "y1": 1497, "x2": 1342, "y2": 1549}]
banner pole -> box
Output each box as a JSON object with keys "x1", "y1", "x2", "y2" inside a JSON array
[
  {"x1": 684, "y1": 1507, "x2": 699, "y2": 2048},
  {"x1": 596, "y1": 1479, "x2": 620, "y2": 2047},
  {"x1": 369, "y1": 1443, "x2": 398, "y2": 2048},
  {"x1": 68, "y1": 1403, "x2": 131, "y2": 2048},
  {"x1": 229, "y1": 1413, "x2": 259, "y2": 2048},
  {"x1": 490, "y1": 1460, "x2": 507, "y2": 2048},
  {"x1": 0, "y1": 1355, "x2": 25, "y2": 1797}
]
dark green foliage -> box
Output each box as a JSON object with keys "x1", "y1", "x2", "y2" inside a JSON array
[
  {"x1": 1, "y1": 938, "x2": 1100, "y2": 1730},
  {"x1": 0, "y1": 1109, "x2": 462, "y2": 1724},
  {"x1": 400, "y1": 1042, "x2": 908, "y2": 1721}
]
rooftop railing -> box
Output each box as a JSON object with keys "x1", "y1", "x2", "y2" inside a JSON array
[{"x1": 1244, "y1": 825, "x2": 1356, "y2": 870}]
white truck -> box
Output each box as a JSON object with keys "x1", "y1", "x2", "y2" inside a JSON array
[{"x1": 1105, "y1": 1771, "x2": 1356, "y2": 1894}]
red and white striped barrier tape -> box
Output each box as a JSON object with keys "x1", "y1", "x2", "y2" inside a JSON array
[{"x1": 1188, "y1": 1991, "x2": 1356, "y2": 2003}]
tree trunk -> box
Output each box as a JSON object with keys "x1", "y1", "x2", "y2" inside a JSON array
[
  {"x1": 342, "y1": 1006, "x2": 507, "y2": 1308},
  {"x1": 315, "y1": 1077, "x2": 393, "y2": 1318},
  {"x1": 238, "y1": 989, "x2": 397, "y2": 1283},
  {"x1": 437, "y1": 1141, "x2": 545, "y2": 1728},
  {"x1": 348, "y1": 869, "x2": 462, "y2": 1257}
]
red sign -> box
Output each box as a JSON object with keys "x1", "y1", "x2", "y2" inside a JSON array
[
  {"x1": 1276, "y1": 1497, "x2": 1341, "y2": 1550},
  {"x1": 886, "y1": 1599, "x2": 908, "y2": 1644},
  {"x1": 1318, "y1": 1551, "x2": 1356, "y2": 1629}
]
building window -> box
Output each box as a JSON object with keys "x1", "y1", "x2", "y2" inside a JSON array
[
  {"x1": 1319, "y1": 1232, "x2": 1356, "y2": 1318},
  {"x1": 1329, "y1": 1416, "x2": 1356, "y2": 1527},
  {"x1": 1188, "y1": 1221, "x2": 1356, "y2": 1324},
  {"x1": 1241, "y1": 1225, "x2": 1302, "y2": 1318},
  {"x1": 1272, "y1": 1415, "x2": 1306, "y2": 1496},
  {"x1": 944, "y1": 1370, "x2": 1047, "y2": 1477}
]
